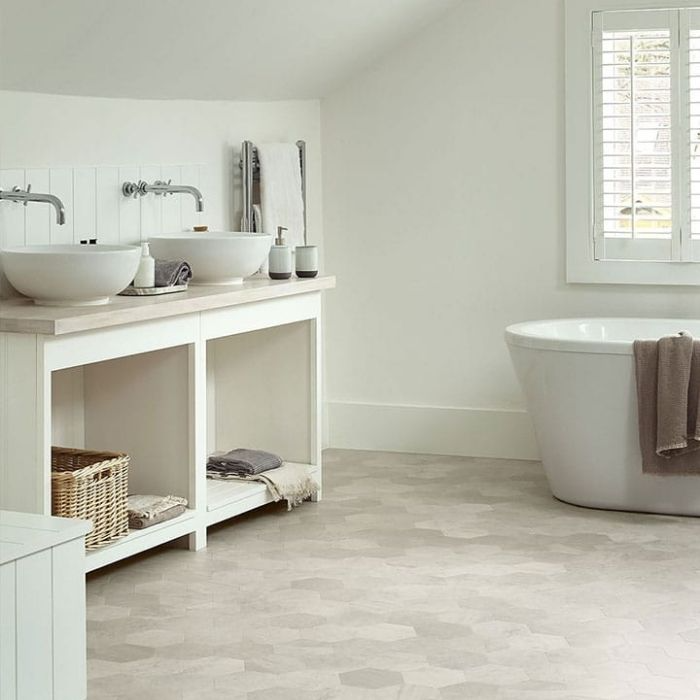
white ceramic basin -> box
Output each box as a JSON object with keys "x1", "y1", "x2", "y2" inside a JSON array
[
  {"x1": 148, "y1": 232, "x2": 273, "y2": 285},
  {"x1": 1, "y1": 244, "x2": 141, "y2": 306}
]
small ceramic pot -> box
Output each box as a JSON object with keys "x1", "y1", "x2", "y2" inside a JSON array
[{"x1": 295, "y1": 245, "x2": 318, "y2": 278}]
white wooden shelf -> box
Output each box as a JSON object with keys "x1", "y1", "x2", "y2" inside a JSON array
[
  {"x1": 85, "y1": 509, "x2": 197, "y2": 573},
  {"x1": 1, "y1": 279, "x2": 333, "y2": 571},
  {"x1": 206, "y1": 463, "x2": 319, "y2": 526}
]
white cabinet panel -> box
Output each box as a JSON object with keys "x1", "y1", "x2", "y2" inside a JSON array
[
  {"x1": 1, "y1": 512, "x2": 90, "y2": 700},
  {"x1": 52, "y1": 540, "x2": 87, "y2": 700},
  {"x1": 15, "y1": 550, "x2": 53, "y2": 700},
  {"x1": 0, "y1": 563, "x2": 17, "y2": 700}
]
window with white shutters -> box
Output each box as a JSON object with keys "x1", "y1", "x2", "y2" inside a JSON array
[
  {"x1": 566, "y1": 2, "x2": 700, "y2": 284},
  {"x1": 593, "y1": 10, "x2": 676, "y2": 262},
  {"x1": 689, "y1": 12, "x2": 700, "y2": 256}
]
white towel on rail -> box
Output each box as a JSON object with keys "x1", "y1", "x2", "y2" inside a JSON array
[{"x1": 257, "y1": 143, "x2": 305, "y2": 248}]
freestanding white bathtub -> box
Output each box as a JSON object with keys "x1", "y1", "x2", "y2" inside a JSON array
[{"x1": 506, "y1": 318, "x2": 700, "y2": 516}]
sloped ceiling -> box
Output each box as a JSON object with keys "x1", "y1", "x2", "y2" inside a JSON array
[{"x1": 0, "y1": 0, "x2": 460, "y2": 100}]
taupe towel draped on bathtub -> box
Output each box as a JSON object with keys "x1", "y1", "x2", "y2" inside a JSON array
[{"x1": 633, "y1": 332, "x2": 700, "y2": 474}]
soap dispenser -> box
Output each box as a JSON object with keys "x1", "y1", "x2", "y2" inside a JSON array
[
  {"x1": 268, "y1": 226, "x2": 292, "y2": 280},
  {"x1": 133, "y1": 241, "x2": 155, "y2": 288}
]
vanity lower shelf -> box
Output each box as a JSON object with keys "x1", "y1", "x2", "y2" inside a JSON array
[
  {"x1": 84, "y1": 463, "x2": 320, "y2": 572},
  {"x1": 206, "y1": 462, "x2": 319, "y2": 526},
  {"x1": 85, "y1": 509, "x2": 198, "y2": 573}
]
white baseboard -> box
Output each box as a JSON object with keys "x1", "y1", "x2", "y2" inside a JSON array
[{"x1": 326, "y1": 401, "x2": 539, "y2": 461}]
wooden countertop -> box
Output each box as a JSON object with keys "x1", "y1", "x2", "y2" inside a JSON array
[{"x1": 0, "y1": 275, "x2": 336, "y2": 336}]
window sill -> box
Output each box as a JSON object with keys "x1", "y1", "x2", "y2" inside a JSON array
[{"x1": 567, "y1": 257, "x2": 700, "y2": 286}]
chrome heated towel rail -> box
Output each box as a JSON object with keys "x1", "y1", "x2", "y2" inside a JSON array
[{"x1": 239, "y1": 140, "x2": 307, "y2": 243}]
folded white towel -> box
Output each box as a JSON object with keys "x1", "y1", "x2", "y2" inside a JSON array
[{"x1": 257, "y1": 143, "x2": 305, "y2": 248}]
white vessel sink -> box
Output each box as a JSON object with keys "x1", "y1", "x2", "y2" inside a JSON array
[
  {"x1": 1, "y1": 244, "x2": 141, "y2": 306},
  {"x1": 148, "y1": 232, "x2": 273, "y2": 285}
]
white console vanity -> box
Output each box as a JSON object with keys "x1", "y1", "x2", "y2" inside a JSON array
[{"x1": 0, "y1": 275, "x2": 334, "y2": 572}]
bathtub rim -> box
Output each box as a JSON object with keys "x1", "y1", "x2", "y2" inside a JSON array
[{"x1": 505, "y1": 317, "x2": 700, "y2": 356}]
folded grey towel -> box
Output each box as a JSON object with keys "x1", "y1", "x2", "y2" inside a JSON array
[
  {"x1": 207, "y1": 463, "x2": 319, "y2": 511},
  {"x1": 207, "y1": 448, "x2": 283, "y2": 476},
  {"x1": 634, "y1": 332, "x2": 700, "y2": 474},
  {"x1": 155, "y1": 259, "x2": 192, "y2": 287}
]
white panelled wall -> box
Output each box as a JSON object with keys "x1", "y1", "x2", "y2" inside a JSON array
[
  {"x1": 0, "y1": 163, "x2": 206, "y2": 297},
  {"x1": 0, "y1": 164, "x2": 205, "y2": 249},
  {"x1": 0, "y1": 90, "x2": 323, "y2": 299}
]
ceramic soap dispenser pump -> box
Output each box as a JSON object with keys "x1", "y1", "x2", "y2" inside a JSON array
[{"x1": 268, "y1": 226, "x2": 292, "y2": 280}]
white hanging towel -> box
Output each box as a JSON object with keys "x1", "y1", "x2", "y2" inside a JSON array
[{"x1": 257, "y1": 143, "x2": 305, "y2": 248}]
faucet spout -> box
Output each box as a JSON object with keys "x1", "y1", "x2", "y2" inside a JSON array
[
  {"x1": 164, "y1": 184, "x2": 205, "y2": 213},
  {"x1": 38, "y1": 193, "x2": 67, "y2": 225},
  {"x1": 122, "y1": 179, "x2": 204, "y2": 213},
  {"x1": 0, "y1": 186, "x2": 66, "y2": 225}
]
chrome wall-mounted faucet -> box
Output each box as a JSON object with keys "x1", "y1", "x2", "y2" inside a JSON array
[
  {"x1": 122, "y1": 179, "x2": 204, "y2": 213},
  {"x1": 0, "y1": 185, "x2": 66, "y2": 225}
]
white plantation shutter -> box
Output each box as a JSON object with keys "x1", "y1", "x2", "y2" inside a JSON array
[
  {"x1": 593, "y1": 10, "x2": 677, "y2": 262},
  {"x1": 688, "y1": 9, "x2": 700, "y2": 260}
]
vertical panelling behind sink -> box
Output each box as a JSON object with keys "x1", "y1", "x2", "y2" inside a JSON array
[
  {"x1": 0, "y1": 162, "x2": 206, "y2": 438},
  {"x1": 0, "y1": 163, "x2": 206, "y2": 250}
]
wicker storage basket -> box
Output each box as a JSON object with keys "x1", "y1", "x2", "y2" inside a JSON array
[{"x1": 51, "y1": 447, "x2": 130, "y2": 550}]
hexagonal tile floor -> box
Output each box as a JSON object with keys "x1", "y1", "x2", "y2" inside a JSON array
[{"x1": 87, "y1": 449, "x2": 700, "y2": 699}]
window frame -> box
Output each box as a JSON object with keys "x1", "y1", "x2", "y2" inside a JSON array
[{"x1": 566, "y1": 0, "x2": 700, "y2": 285}]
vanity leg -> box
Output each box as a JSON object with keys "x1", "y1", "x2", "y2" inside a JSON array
[
  {"x1": 0, "y1": 333, "x2": 50, "y2": 515},
  {"x1": 188, "y1": 527, "x2": 207, "y2": 551}
]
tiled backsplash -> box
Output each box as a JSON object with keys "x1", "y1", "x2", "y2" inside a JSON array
[{"x1": 0, "y1": 163, "x2": 207, "y2": 249}]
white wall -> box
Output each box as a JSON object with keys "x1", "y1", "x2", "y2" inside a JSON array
[
  {"x1": 0, "y1": 90, "x2": 322, "y2": 295},
  {"x1": 321, "y1": 0, "x2": 700, "y2": 459}
]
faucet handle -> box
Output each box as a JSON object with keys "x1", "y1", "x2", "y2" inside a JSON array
[
  {"x1": 122, "y1": 181, "x2": 146, "y2": 199},
  {"x1": 13, "y1": 184, "x2": 30, "y2": 205}
]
